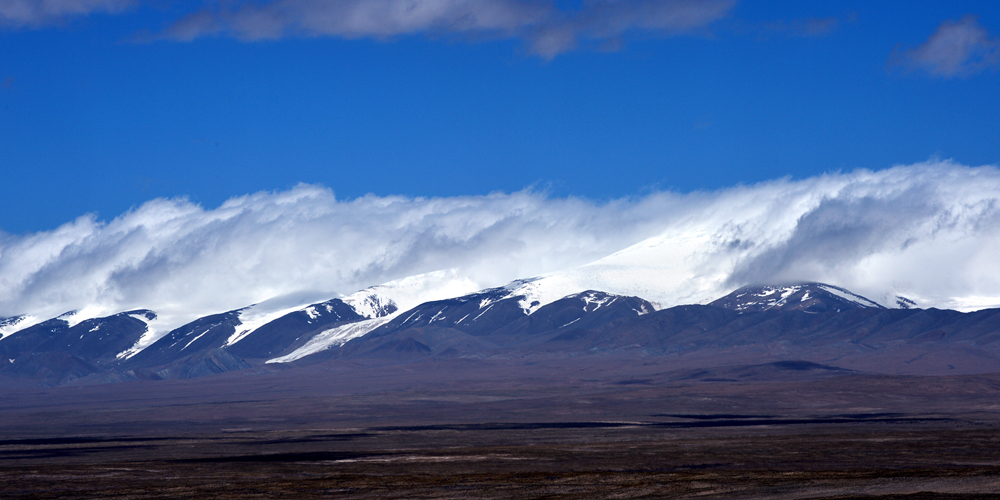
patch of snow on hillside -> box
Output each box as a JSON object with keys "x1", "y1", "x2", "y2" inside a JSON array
[
  {"x1": 181, "y1": 328, "x2": 211, "y2": 351},
  {"x1": 266, "y1": 314, "x2": 398, "y2": 364},
  {"x1": 56, "y1": 310, "x2": 78, "y2": 324},
  {"x1": 342, "y1": 291, "x2": 393, "y2": 319},
  {"x1": 429, "y1": 309, "x2": 446, "y2": 323},
  {"x1": 0, "y1": 315, "x2": 36, "y2": 340},
  {"x1": 343, "y1": 269, "x2": 479, "y2": 318},
  {"x1": 116, "y1": 312, "x2": 162, "y2": 360},
  {"x1": 816, "y1": 284, "x2": 883, "y2": 309},
  {"x1": 56, "y1": 306, "x2": 114, "y2": 328},
  {"x1": 777, "y1": 286, "x2": 797, "y2": 304},
  {"x1": 471, "y1": 304, "x2": 493, "y2": 321},
  {"x1": 573, "y1": 291, "x2": 618, "y2": 311},
  {"x1": 226, "y1": 307, "x2": 305, "y2": 347},
  {"x1": 726, "y1": 285, "x2": 787, "y2": 311},
  {"x1": 304, "y1": 306, "x2": 322, "y2": 320},
  {"x1": 501, "y1": 277, "x2": 568, "y2": 315},
  {"x1": 559, "y1": 317, "x2": 581, "y2": 329},
  {"x1": 223, "y1": 290, "x2": 334, "y2": 347}
]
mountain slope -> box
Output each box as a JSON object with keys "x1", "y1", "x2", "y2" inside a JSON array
[
  {"x1": 225, "y1": 299, "x2": 367, "y2": 360},
  {"x1": 708, "y1": 283, "x2": 887, "y2": 313},
  {"x1": 6, "y1": 276, "x2": 1000, "y2": 386},
  {"x1": 119, "y1": 310, "x2": 243, "y2": 370},
  {"x1": 0, "y1": 310, "x2": 156, "y2": 385},
  {"x1": 329, "y1": 290, "x2": 656, "y2": 361}
]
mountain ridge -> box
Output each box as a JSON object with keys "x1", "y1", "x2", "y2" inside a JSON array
[{"x1": 8, "y1": 276, "x2": 998, "y2": 388}]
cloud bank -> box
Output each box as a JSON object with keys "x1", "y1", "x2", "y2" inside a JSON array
[
  {"x1": 890, "y1": 15, "x2": 1000, "y2": 77},
  {"x1": 2, "y1": 160, "x2": 1000, "y2": 331},
  {"x1": 0, "y1": 186, "x2": 681, "y2": 327}
]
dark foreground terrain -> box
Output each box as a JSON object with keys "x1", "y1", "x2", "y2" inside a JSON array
[{"x1": 3, "y1": 357, "x2": 1000, "y2": 498}]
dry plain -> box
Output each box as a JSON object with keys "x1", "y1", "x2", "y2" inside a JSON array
[{"x1": 3, "y1": 357, "x2": 1000, "y2": 499}]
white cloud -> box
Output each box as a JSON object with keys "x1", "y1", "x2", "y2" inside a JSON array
[
  {"x1": 2, "y1": 160, "x2": 1000, "y2": 335},
  {"x1": 0, "y1": 0, "x2": 134, "y2": 27},
  {"x1": 890, "y1": 15, "x2": 1000, "y2": 77},
  {"x1": 158, "y1": 0, "x2": 734, "y2": 57},
  {"x1": 0, "y1": 185, "x2": 683, "y2": 329}
]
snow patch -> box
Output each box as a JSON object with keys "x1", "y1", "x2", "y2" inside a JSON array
[
  {"x1": 223, "y1": 291, "x2": 332, "y2": 347},
  {"x1": 559, "y1": 317, "x2": 581, "y2": 329},
  {"x1": 728, "y1": 285, "x2": 808, "y2": 311},
  {"x1": 304, "y1": 306, "x2": 321, "y2": 320},
  {"x1": 181, "y1": 328, "x2": 211, "y2": 351},
  {"x1": 225, "y1": 305, "x2": 305, "y2": 348},
  {"x1": 0, "y1": 315, "x2": 37, "y2": 340},
  {"x1": 342, "y1": 269, "x2": 478, "y2": 319},
  {"x1": 56, "y1": 306, "x2": 114, "y2": 328},
  {"x1": 266, "y1": 314, "x2": 398, "y2": 364},
  {"x1": 116, "y1": 312, "x2": 161, "y2": 360},
  {"x1": 815, "y1": 284, "x2": 883, "y2": 308},
  {"x1": 471, "y1": 304, "x2": 494, "y2": 322},
  {"x1": 574, "y1": 291, "x2": 618, "y2": 311}
]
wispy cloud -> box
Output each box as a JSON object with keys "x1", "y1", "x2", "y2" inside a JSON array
[
  {"x1": 156, "y1": 0, "x2": 735, "y2": 57},
  {"x1": 755, "y1": 16, "x2": 839, "y2": 38},
  {"x1": 2, "y1": 160, "x2": 1000, "y2": 332},
  {"x1": 162, "y1": 0, "x2": 550, "y2": 42},
  {"x1": 890, "y1": 15, "x2": 1000, "y2": 77},
  {"x1": 525, "y1": 0, "x2": 736, "y2": 56},
  {"x1": 0, "y1": 0, "x2": 134, "y2": 27},
  {"x1": 5, "y1": 1, "x2": 841, "y2": 57}
]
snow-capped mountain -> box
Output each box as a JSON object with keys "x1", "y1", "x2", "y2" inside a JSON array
[
  {"x1": 225, "y1": 298, "x2": 367, "y2": 359},
  {"x1": 105, "y1": 269, "x2": 471, "y2": 364},
  {"x1": 708, "y1": 283, "x2": 902, "y2": 313},
  {"x1": 268, "y1": 281, "x2": 590, "y2": 363},
  {"x1": 326, "y1": 289, "x2": 656, "y2": 361},
  {"x1": 0, "y1": 310, "x2": 157, "y2": 385},
  {"x1": 116, "y1": 297, "x2": 384, "y2": 377},
  {"x1": 7, "y1": 253, "x2": 997, "y2": 388},
  {"x1": 257, "y1": 270, "x2": 488, "y2": 363},
  {"x1": 0, "y1": 310, "x2": 156, "y2": 365}
]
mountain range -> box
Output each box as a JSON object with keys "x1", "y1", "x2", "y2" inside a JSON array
[{"x1": 4, "y1": 272, "x2": 1000, "y2": 388}]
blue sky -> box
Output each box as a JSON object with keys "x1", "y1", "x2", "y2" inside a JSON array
[{"x1": 2, "y1": 0, "x2": 999, "y2": 234}]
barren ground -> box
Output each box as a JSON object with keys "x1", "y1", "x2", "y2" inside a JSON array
[{"x1": 3, "y1": 358, "x2": 1000, "y2": 498}]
